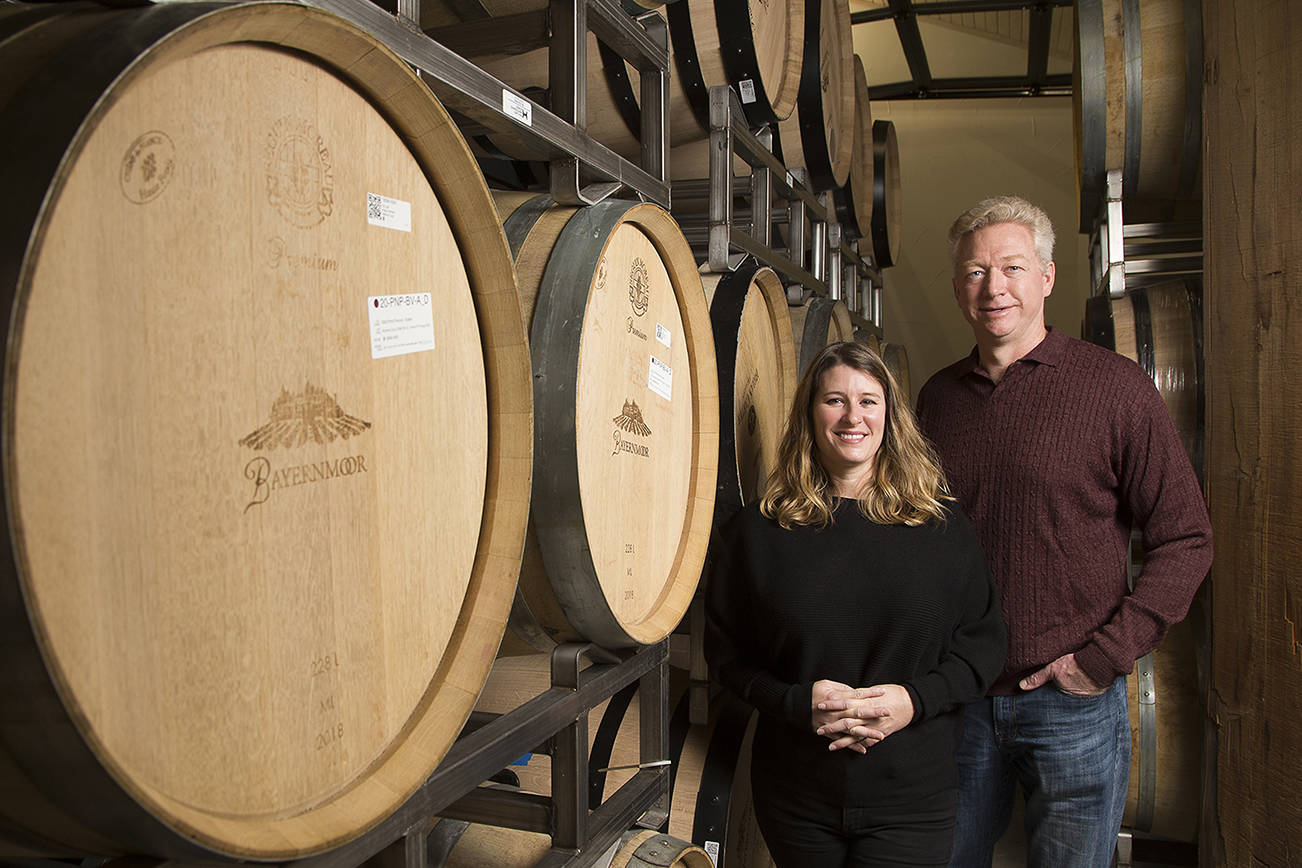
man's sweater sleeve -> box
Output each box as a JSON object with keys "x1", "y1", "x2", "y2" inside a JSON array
[
  {"x1": 1074, "y1": 381, "x2": 1213, "y2": 685},
  {"x1": 704, "y1": 522, "x2": 814, "y2": 733},
  {"x1": 902, "y1": 512, "x2": 1007, "y2": 721}
]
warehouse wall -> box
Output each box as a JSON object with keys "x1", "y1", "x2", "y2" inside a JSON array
[{"x1": 863, "y1": 94, "x2": 1091, "y2": 404}]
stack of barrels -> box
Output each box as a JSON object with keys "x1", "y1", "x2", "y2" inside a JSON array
[
  {"x1": 0, "y1": 0, "x2": 899, "y2": 864},
  {"x1": 1073, "y1": 0, "x2": 1202, "y2": 230}
]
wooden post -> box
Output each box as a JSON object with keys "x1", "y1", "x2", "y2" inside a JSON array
[{"x1": 1203, "y1": 1, "x2": 1302, "y2": 864}]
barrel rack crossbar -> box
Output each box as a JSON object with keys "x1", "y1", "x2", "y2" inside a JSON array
[
  {"x1": 313, "y1": 641, "x2": 670, "y2": 868},
  {"x1": 301, "y1": 0, "x2": 670, "y2": 207},
  {"x1": 671, "y1": 87, "x2": 884, "y2": 336},
  {"x1": 1088, "y1": 169, "x2": 1203, "y2": 299}
]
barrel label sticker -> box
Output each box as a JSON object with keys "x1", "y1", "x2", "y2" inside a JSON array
[
  {"x1": 655, "y1": 323, "x2": 671, "y2": 348},
  {"x1": 368, "y1": 293, "x2": 435, "y2": 359},
  {"x1": 612, "y1": 399, "x2": 651, "y2": 458},
  {"x1": 737, "y1": 79, "x2": 757, "y2": 104},
  {"x1": 120, "y1": 131, "x2": 175, "y2": 204},
  {"x1": 648, "y1": 355, "x2": 673, "y2": 401},
  {"x1": 265, "y1": 117, "x2": 334, "y2": 228},
  {"x1": 366, "y1": 192, "x2": 412, "y2": 232},
  {"x1": 503, "y1": 89, "x2": 532, "y2": 126},
  {"x1": 704, "y1": 841, "x2": 720, "y2": 865},
  {"x1": 239, "y1": 383, "x2": 372, "y2": 512},
  {"x1": 629, "y1": 257, "x2": 650, "y2": 317}
]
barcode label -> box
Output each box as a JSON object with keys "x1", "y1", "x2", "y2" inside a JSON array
[
  {"x1": 503, "y1": 90, "x2": 532, "y2": 126},
  {"x1": 655, "y1": 323, "x2": 671, "y2": 348},
  {"x1": 648, "y1": 355, "x2": 672, "y2": 401},
  {"x1": 366, "y1": 193, "x2": 411, "y2": 232},
  {"x1": 368, "y1": 293, "x2": 435, "y2": 359},
  {"x1": 737, "y1": 79, "x2": 757, "y2": 104}
]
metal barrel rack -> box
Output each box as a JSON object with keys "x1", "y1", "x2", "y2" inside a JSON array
[{"x1": 670, "y1": 86, "x2": 884, "y2": 340}]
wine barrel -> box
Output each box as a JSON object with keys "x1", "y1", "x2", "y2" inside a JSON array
[
  {"x1": 1073, "y1": 0, "x2": 1202, "y2": 230},
  {"x1": 451, "y1": 0, "x2": 804, "y2": 162},
  {"x1": 1083, "y1": 278, "x2": 1204, "y2": 478},
  {"x1": 494, "y1": 194, "x2": 719, "y2": 652},
  {"x1": 1085, "y1": 282, "x2": 1205, "y2": 842},
  {"x1": 432, "y1": 820, "x2": 713, "y2": 868},
  {"x1": 881, "y1": 341, "x2": 912, "y2": 406},
  {"x1": 831, "y1": 53, "x2": 874, "y2": 239},
  {"x1": 702, "y1": 263, "x2": 797, "y2": 526},
  {"x1": 854, "y1": 329, "x2": 881, "y2": 355},
  {"x1": 1121, "y1": 614, "x2": 1202, "y2": 841},
  {"x1": 773, "y1": 0, "x2": 855, "y2": 191},
  {"x1": 871, "y1": 119, "x2": 902, "y2": 268},
  {"x1": 789, "y1": 297, "x2": 854, "y2": 377},
  {"x1": 0, "y1": 2, "x2": 531, "y2": 860}
]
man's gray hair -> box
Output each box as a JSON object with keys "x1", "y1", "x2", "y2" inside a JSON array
[{"x1": 948, "y1": 196, "x2": 1055, "y2": 267}]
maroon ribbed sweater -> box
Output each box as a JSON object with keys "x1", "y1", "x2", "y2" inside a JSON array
[{"x1": 917, "y1": 328, "x2": 1212, "y2": 694}]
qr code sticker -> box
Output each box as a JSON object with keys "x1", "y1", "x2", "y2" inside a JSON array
[{"x1": 367, "y1": 193, "x2": 383, "y2": 222}]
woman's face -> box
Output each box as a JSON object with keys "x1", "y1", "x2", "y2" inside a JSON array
[{"x1": 810, "y1": 363, "x2": 887, "y2": 494}]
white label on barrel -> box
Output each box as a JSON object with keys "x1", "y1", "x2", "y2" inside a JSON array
[
  {"x1": 648, "y1": 355, "x2": 672, "y2": 401},
  {"x1": 366, "y1": 192, "x2": 411, "y2": 232},
  {"x1": 655, "y1": 322, "x2": 671, "y2": 348},
  {"x1": 737, "y1": 79, "x2": 757, "y2": 104},
  {"x1": 503, "y1": 89, "x2": 532, "y2": 126},
  {"x1": 368, "y1": 293, "x2": 436, "y2": 359},
  {"x1": 704, "y1": 841, "x2": 720, "y2": 865}
]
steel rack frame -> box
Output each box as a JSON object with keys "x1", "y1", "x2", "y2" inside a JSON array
[
  {"x1": 1088, "y1": 169, "x2": 1203, "y2": 299},
  {"x1": 669, "y1": 86, "x2": 884, "y2": 338},
  {"x1": 79, "y1": 643, "x2": 669, "y2": 868},
  {"x1": 299, "y1": 0, "x2": 670, "y2": 207}
]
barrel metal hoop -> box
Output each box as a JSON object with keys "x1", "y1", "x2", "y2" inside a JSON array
[
  {"x1": 1075, "y1": 0, "x2": 1107, "y2": 228},
  {"x1": 707, "y1": 263, "x2": 762, "y2": 529},
  {"x1": 665, "y1": 1, "x2": 711, "y2": 132},
  {"x1": 1121, "y1": 0, "x2": 1143, "y2": 197},
  {"x1": 1131, "y1": 288, "x2": 1155, "y2": 381},
  {"x1": 1135, "y1": 650, "x2": 1158, "y2": 833},
  {"x1": 530, "y1": 200, "x2": 643, "y2": 650},
  {"x1": 628, "y1": 833, "x2": 690, "y2": 867},
  {"x1": 690, "y1": 697, "x2": 752, "y2": 854},
  {"x1": 870, "y1": 120, "x2": 899, "y2": 268},
  {"x1": 598, "y1": 39, "x2": 644, "y2": 141},
  {"x1": 714, "y1": 0, "x2": 777, "y2": 126}
]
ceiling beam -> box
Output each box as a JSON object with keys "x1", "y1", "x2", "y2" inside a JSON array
[
  {"x1": 1026, "y1": 3, "x2": 1054, "y2": 88},
  {"x1": 868, "y1": 73, "x2": 1072, "y2": 100},
  {"x1": 851, "y1": 0, "x2": 1072, "y2": 27}
]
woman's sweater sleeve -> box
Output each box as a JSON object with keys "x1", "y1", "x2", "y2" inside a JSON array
[
  {"x1": 704, "y1": 523, "x2": 814, "y2": 733},
  {"x1": 903, "y1": 516, "x2": 1007, "y2": 722}
]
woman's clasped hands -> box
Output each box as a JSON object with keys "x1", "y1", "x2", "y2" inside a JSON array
[{"x1": 811, "y1": 679, "x2": 916, "y2": 754}]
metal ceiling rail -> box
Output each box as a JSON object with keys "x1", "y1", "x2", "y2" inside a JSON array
[{"x1": 852, "y1": 0, "x2": 1074, "y2": 100}]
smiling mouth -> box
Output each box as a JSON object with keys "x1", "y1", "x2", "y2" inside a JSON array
[{"x1": 835, "y1": 432, "x2": 866, "y2": 442}]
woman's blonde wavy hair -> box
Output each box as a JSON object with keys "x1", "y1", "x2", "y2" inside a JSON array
[{"x1": 759, "y1": 341, "x2": 950, "y2": 528}]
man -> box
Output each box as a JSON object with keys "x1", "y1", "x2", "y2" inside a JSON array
[{"x1": 916, "y1": 196, "x2": 1213, "y2": 867}]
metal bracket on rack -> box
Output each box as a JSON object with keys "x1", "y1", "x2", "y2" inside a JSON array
[
  {"x1": 668, "y1": 86, "x2": 881, "y2": 333},
  {"x1": 1089, "y1": 168, "x2": 1203, "y2": 298},
  {"x1": 303, "y1": 0, "x2": 671, "y2": 207}
]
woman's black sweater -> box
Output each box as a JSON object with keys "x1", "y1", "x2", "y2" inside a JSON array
[{"x1": 705, "y1": 499, "x2": 1006, "y2": 808}]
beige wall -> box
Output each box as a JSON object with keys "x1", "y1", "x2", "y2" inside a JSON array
[{"x1": 865, "y1": 94, "x2": 1091, "y2": 404}]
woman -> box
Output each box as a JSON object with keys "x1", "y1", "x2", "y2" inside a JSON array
[{"x1": 705, "y1": 341, "x2": 1006, "y2": 867}]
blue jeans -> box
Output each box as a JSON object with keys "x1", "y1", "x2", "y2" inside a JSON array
[{"x1": 947, "y1": 677, "x2": 1130, "y2": 868}]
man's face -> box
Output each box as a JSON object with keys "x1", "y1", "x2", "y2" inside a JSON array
[{"x1": 952, "y1": 221, "x2": 1055, "y2": 349}]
